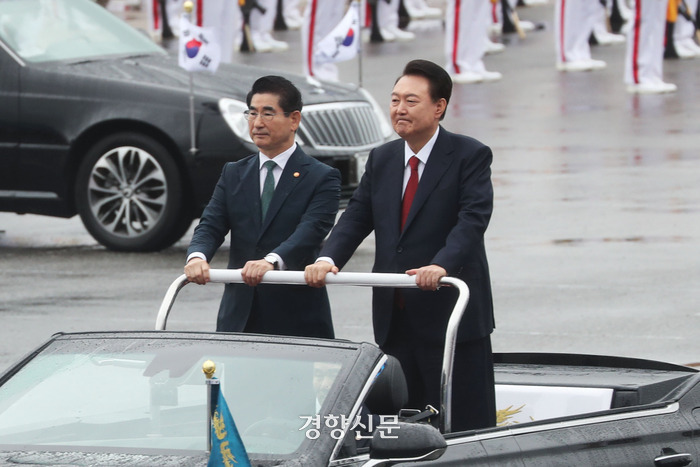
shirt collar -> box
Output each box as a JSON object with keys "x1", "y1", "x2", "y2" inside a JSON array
[
  {"x1": 259, "y1": 143, "x2": 297, "y2": 170},
  {"x1": 404, "y1": 127, "x2": 440, "y2": 166}
]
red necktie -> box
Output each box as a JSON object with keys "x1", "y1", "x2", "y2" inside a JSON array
[{"x1": 401, "y1": 156, "x2": 420, "y2": 230}]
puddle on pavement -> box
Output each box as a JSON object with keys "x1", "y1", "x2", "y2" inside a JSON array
[{"x1": 552, "y1": 236, "x2": 691, "y2": 245}]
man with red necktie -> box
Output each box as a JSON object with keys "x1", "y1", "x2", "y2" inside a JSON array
[{"x1": 306, "y1": 59, "x2": 496, "y2": 432}]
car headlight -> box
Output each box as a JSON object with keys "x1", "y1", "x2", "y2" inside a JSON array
[
  {"x1": 219, "y1": 98, "x2": 253, "y2": 144},
  {"x1": 359, "y1": 87, "x2": 394, "y2": 140}
]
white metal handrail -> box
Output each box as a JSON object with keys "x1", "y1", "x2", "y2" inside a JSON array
[{"x1": 155, "y1": 269, "x2": 469, "y2": 434}]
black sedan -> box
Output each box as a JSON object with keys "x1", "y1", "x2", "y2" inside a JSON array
[
  {"x1": 0, "y1": 271, "x2": 697, "y2": 466},
  {"x1": 0, "y1": 0, "x2": 392, "y2": 251}
]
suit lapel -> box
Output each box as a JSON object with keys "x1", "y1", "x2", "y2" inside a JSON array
[
  {"x1": 260, "y1": 148, "x2": 307, "y2": 233},
  {"x1": 240, "y1": 155, "x2": 263, "y2": 232},
  {"x1": 378, "y1": 143, "x2": 405, "y2": 241},
  {"x1": 401, "y1": 127, "x2": 454, "y2": 234}
]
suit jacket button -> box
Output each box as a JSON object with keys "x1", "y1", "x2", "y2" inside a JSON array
[{"x1": 397, "y1": 247, "x2": 403, "y2": 253}]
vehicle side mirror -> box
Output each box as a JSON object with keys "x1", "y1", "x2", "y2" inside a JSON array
[{"x1": 362, "y1": 422, "x2": 447, "y2": 467}]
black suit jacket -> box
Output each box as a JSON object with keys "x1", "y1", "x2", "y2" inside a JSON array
[
  {"x1": 187, "y1": 147, "x2": 340, "y2": 338},
  {"x1": 321, "y1": 127, "x2": 494, "y2": 345}
]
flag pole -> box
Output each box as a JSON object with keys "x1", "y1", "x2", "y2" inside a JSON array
[
  {"x1": 356, "y1": 0, "x2": 363, "y2": 89},
  {"x1": 183, "y1": 0, "x2": 197, "y2": 154},
  {"x1": 203, "y1": 359, "x2": 217, "y2": 453}
]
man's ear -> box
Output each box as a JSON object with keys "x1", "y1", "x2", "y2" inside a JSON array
[
  {"x1": 290, "y1": 110, "x2": 302, "y2": 131},
  {"x1": 435, "y1": 98, "x2": 447, "y2": 120}
]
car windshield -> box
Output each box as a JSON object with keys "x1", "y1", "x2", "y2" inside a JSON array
[
  {"x1": 0, "y1": 0, "x2": 164, "y2": 63},
  {"x1": 0, "y1": 336, "x2": 351, "y2": 458}
]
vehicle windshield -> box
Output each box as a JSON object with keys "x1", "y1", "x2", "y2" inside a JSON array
[
  {"x1": 0, "y1": 0, "x2": 165, "y2": 63},
  {"x1": 0, "y1": 336, "x2": 351, "y2": 458}
]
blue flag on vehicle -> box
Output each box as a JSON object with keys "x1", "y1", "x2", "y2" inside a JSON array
[{"x1": 208, "y1": 380, "x2": 250, "y2": 467}]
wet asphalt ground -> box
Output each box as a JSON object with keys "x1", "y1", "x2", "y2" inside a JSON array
[{"x1": 0, "y1": 2, "x2": 698, "y2": 370}]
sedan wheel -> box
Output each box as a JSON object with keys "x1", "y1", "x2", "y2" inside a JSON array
[{"x1": 76, "y1": 133, "x2": 191, "y2": 251}]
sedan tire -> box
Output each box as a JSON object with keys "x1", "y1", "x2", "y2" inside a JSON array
[{"x1": 75, "y1": 133, "x2": 191, "y2": 252}]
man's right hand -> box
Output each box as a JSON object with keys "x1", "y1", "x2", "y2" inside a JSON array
[
  {"x1": 304, "y1": 261, "x2": 338, "y2": 288},
  {"x1": 184, "y1": 258, "x2": 210, "y2": 285}
]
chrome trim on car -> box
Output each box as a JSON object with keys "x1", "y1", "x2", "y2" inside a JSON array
[
  {"x1": 156, "y1": 270, "x2": 470, "y2": 435},
  {"x1": 330, "y1": 456, "x2": 368, "y2": 466},
  {"x1": 0, "y1": 38, "x2": 25, "y2": 66},
  {"x1": 444, "y1": 402, "x2": 681, "y2": 445},
  {"x1": 300, "y1": 102, "x2": 386, "y2": 152},
  {"x1": 329, "y1": 356, "x2": 389, "y2": 463},
  {"x1": 438, "y1": 277, "x2": 470, "y2": 433},
  {"x1": 0, "y1": 190, "x2": 58, "y2": 199},
  {"x1": 330, "y1": 402, "x2": 682, "y2": 465}
]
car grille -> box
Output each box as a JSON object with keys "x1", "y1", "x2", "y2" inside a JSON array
[{"x1": 300, "y1": 102, "x2": 385, "y2": 152}]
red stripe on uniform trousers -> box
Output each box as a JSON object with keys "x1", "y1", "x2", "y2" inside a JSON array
[
  {"x1": 632, "y1": 0, "x2": 641, "y2": 83},
  {"x1": 152, "y1": 0, "x2": 160, "y2": 29},
  {"x1": 452, "y1": 0, "x2": 461, "y2": 74},
  {"x1": 559, "y1": 0, "x2": 567, "y2": 62},
  {"x1": 308, "y1": 0, "x2": 318, "y2": 77}
]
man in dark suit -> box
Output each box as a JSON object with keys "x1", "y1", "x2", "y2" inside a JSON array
[
  {"x1": 305, "y1": 60, "x2": 496, "y2": 431},
  {"x1": 185, "y1": 75, "x2": 340, "y2": 339}
]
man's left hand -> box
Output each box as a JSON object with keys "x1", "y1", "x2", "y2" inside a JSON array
[
  {"x1": 241, "y1": 259, "x2": 274, "y2": 286},
  {"x1": 406, "y1": 265, "x2": 447, "y2": 291}
]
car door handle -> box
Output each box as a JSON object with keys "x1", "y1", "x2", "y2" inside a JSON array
[{"x1": 654, "y1": 448, "x2": 693, "y2": 467}]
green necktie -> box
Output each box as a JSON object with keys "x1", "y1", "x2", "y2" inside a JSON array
[{"x1": 260, "y1": 160, "x2": 276, "y2": 219}]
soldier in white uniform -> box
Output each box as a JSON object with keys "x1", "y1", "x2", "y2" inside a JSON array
[
  {"x1": 376, "y1": 0, "x2": 415, "y2": 41},
  {"x1": 591, "y1": 0, "x2": 625, "y2": 45},
  {"x1": 145, "y1": 0, "x2": 182, "y2": 40},
  {"x1": 145, "y1": 0, "x2": 240, "y2": 61},
  {"x1": 445, "y1": 0, "x2": 502, "y2": 84},
  {"x1": 200, "y1": 0, "x2": 241, "y2": 62},
  {"x1": 280, "y1": 0, "x2": 304, "y2": 29},
  {"x1": 403, "y1": 0, "x2": 442, "y2": 19},
  {"x1": 301, "y1": 0, "x2": 346, "y2": 82},
  {"x1": 248, "y1": 0, "x2": 289, "y2": 51},
  {"x1": 624, "y1": 0, "x2": 677, "y2": 93},
  {"x1": 673, "y1": 0, "x2": 700, "y2": 57},
  {"x1": 554, "y1": 0, "x2": 606, "y2": 71}
]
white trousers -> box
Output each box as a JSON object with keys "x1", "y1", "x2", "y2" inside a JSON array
[
  {"x1": 624, "y1": 0, "x2": 666, "y2": 85},
  {"x1": 145, "y1": 0, "x2": 240, "y2": 54},
  {"x1": 554, "y1": 0, "x2": 599, "y2": 64},
  {"x1": 377, "y1": 0, "x2": 400, "y2": 30},
  {"x1": 674, "y1": 0, "x2": 699, "y2": 43},
  {"x1": 592, "y1": 1, "x2": 611, "y2": 38},
  {"x1": 283, "y1": 0, "x2": 302, "y2": 21},
  {"x1": 445, "y1": 0, "x2": 490, "y2": 75},
  {"x1": 200, "y1": 0, "x2": 241, "y2": 63},
  {"x1": 144, "y1": 0, "x2": 183, "y2": 36},
  {"x1": 250, "y1": 0, "x2": 278, "y2": 36}
]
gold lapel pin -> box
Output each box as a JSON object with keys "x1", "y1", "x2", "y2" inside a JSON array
[{"x1": 293, "y1": 172, "x2": 300, "y2": 178}]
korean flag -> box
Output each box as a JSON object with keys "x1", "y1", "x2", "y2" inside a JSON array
[{"x1": 178, "y1": 15, "x2": 221, "y2": 73}]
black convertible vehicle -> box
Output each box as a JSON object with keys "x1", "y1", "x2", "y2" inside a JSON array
[
  {"x1": 0, "y1": 271, "x2": 697, "y2": 466},
  {"x1": 0, "y1": 0, "x2": 391, "y2": 251}
]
